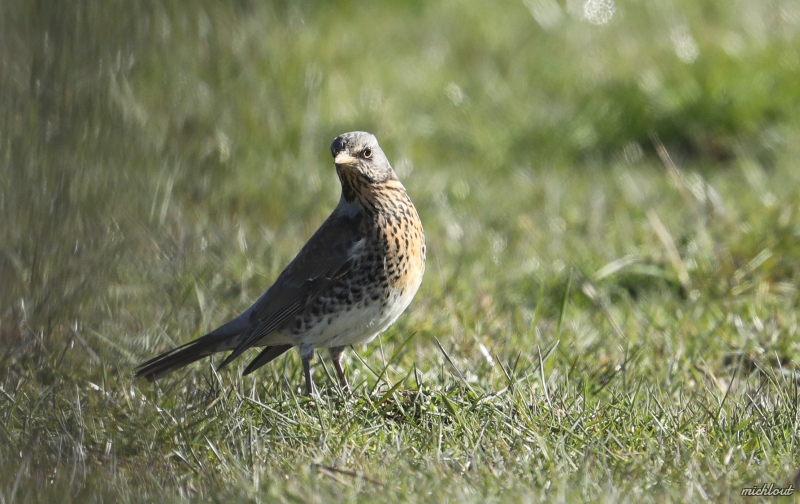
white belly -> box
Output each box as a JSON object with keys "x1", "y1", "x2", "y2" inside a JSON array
[{"x1": 300, "y1": 286, "x2": 418, "y2": 348}]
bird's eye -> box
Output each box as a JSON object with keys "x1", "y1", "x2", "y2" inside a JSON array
[{"x1": 362, "y1": 147, "x2": 373, "y2": 159}]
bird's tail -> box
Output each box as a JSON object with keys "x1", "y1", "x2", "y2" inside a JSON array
[{"x1": 135, "y1": 332, "x2": 238, "y2": 381}]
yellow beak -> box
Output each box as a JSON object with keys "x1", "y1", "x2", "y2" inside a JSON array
[{"x1": 334, "y1": 153, "x2": 357, "y2": 165}]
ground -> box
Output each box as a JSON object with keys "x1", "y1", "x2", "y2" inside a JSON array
[{"x1": 1, "y1": 1, "x2": 800, "y2": 502}]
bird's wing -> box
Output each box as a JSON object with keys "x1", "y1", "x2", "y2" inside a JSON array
[{"x1": 216, "y1": 210, "x2": 363, "y2": 369}]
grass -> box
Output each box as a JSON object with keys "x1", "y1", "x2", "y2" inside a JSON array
[{"x1": 2, "y1": 0, "x2": 800, "y2": 501}]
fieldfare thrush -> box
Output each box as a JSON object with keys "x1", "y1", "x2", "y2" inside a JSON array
[{"x1": 135, "y1": 131, "x2": 426, "y2": 395}]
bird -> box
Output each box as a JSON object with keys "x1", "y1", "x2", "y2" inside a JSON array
[{"x1": 135, "y1": 131, "x2": 426, "y2": 396}]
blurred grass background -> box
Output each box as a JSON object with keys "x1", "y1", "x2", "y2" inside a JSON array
[{"x1": 2, "y1": 0, "x2": 800, "y2": 502}]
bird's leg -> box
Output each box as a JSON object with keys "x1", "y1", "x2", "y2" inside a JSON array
[
  {"x1": 329, "y1": 346, "x2": 349, "y2": 392},
  {"x1": 300, "y1": 344, "x2": 316, "y2": 396}
]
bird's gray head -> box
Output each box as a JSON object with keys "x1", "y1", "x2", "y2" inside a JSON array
[{"x1": 330, "y1": 131, "x2": 397, "y2": 186}]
